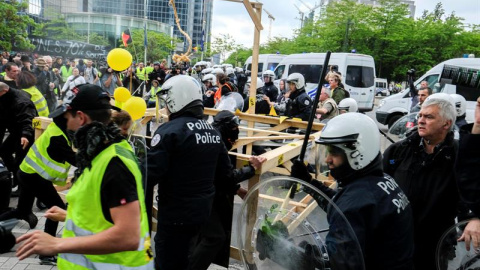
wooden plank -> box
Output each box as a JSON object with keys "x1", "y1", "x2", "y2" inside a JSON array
[
  {"x1": 229, "y1": 246, "x2": 242, "y2": 261},
  {"x1": 287, "y1": 201, "x2": 318, "y2": 233},
  {"x1": 242, "y1": 0, "x2": 263, "y2": 31}
]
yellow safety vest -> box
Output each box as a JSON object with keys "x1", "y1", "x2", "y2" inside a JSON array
[
  {"x1": 60, "y1": 66, "x2": 73, "y2": 82},
  {"x1": 136, "y1": 68, "x2": 146, "y2": 81},
  {"x1": 23, "y1": 86, "x2": 49, "y2": 117},
  {"x1": 145, "y1": 66, "x2": 154, "y2": 76},
  {"x1": 57, "y1": 140, "x2": 153, "y2": 270},
  {"x1": 19, "y1": 123, "x2": 71, "y2": 186},
  {"x1": 149, "y1": 87, "x2": 161, "y2": 102}
]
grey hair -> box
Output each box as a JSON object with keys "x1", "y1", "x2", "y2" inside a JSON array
[
  {"x1": 421, "y1": 98, "x2": 456, "y2": 131},
  {"x1": 321, "y1": 86, "x2": 330, "y2": 97},
  {"x1": 0, "y1": 82, "x2": 8, "y2": 91}
]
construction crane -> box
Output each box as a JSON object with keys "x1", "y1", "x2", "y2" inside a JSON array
[
  {"x1": 263, "y1": 8, "x2": 275, "y2": 41},
  {"x1": 293, "y1": 4, "x2": 305, "y2": 29},
  {"x1": 298, "y1": 0, "x2": 323, "y2": 26}
]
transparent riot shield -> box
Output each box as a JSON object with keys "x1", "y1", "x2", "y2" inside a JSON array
[
  {"x1": 387, "y1": 113, "x2": 418, "y2": 142},
  {"x1": 437, "y1": 220, "x2": 480, "y2": 270},
  {"x1": 215, "y1": 92, "x2": 244, "y2": 112},
  {"x1": 237, "y1": 176, "x2": 365, "y2": 270}
]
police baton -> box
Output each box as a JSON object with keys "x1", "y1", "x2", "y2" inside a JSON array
[{"x1": 291, "y1": 51, "x2": 331, "y2": 199}]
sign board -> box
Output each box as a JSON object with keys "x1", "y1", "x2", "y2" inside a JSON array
[{"x1": 16, "y1": 37, "x2": 110, "y2": 60}]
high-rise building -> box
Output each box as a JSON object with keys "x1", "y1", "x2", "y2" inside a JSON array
[{"x1": 327, "y1": 0, "x2": 416, "y2": 17}]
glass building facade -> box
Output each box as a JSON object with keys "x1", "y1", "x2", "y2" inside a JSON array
[{"x1": 25, "y1": 0, "x2": 213, "y2": 53}]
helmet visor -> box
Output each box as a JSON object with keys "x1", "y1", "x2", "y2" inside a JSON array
[{"x1": 315, "y1": 144, "x2": 344, "y2": 179}]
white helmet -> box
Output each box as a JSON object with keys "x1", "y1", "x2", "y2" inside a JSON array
[
  {"x1": 201, "y1": 68, "x2": 213, "y2": 75},
  {"x1": 235, "y1": 67, "x2": 243, "y2": 73},
  {"x1": 158, "y1": 75, "x2": 203, "y2": 114},
  {"x1": 263, "y1": 70, "x2": 275, "y2": 80},
  {"x1": 316, "y1": 113, "x2": 380, "y2": 170},
  {"x1": 246, "y1": 77, "x2": 264, "y2": 89},
  {"x1": 202, "y1": 74, "x2": 217, "y2": 86},
  {"x1": 226, "y1": 67, "x2": 235, "y2": 76},
  {"x1": 450, "y1": 94, "x2": 466, "y2": 117},
  {"x1": 287, "y1": 73, "x2": 305, "y2": 89},
  {"x1": 425, "y1": 93, "x2": 455, "y2": 107},
  {"x1": 212, "y1": 68, "x2": 224, "y2": 75},
  {"x1": 338, "y1": 98, "x2": 358, "y2": 113}
]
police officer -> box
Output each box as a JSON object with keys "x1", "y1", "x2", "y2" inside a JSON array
[
  {"x1": 292, "y1": 113, "x2": 414, "y2": 270},
  {"x1": 285, "y1": 73, "x2": 312, "y2": 121},
  {"x1": 146, "y1": 75, "x2": 235, "y2": 270},
  {"x1": 260, "y1": 70, "x2": 278, "y2": 103},
  {"x1": 16, "y1": 84, "x2": 154, "y2": 269}
]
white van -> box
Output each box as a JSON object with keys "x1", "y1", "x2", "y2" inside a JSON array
[
  {"x1": 273, "y1": 53, "x2": 376, "y2": 112},
  {"x1": 244, "y1": 54, "x2": 286, "y2": 77},
  {"x1": 375, "y1": 78, "x2": 389, "y2": 96},
  {"x1": 376, "y1": 58, "x2": 480, "y2": 127}
]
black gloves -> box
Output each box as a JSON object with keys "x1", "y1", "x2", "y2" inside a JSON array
[{"x1": 291, "y1": 160, "x2": 313, "y2": 183}]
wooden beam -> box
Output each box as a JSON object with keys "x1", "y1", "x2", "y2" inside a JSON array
[{"x1": 242, "y1": 0, "x2": 263, "y2": 31}]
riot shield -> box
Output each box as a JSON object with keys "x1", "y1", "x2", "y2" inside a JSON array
[
  {"x1": 437, "y1": 220, "x2": 480, "y2": 270},
  {"x1": 237, "y1": 176, "x2": 365, "y2": 270},
  {"x1": 215, "y1": 92, "x2": 244, "y2": 112},
  {"x1": 387, "y1": 113, "x2": 418, "y2": 142}
]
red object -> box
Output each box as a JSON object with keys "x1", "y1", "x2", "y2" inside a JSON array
[
  {"x1": 120, "y1": 198, "x2": 127, "y2": 205},
  {"x1": 122, "y1": 29, "x2": 133, "y2": 47},
  {"x1": 406, "y1": 122, "x2": 415, "y2": 128}
]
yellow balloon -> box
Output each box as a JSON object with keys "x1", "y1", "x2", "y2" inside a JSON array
[
  {"x1": 114, "y1": 87, "x2": 131, "y2": 103},
  {"x1": 107, "y1": 48, "x2": 132, "y2": 71},
  {"x1": 123, "y1": 97, "x2": 147, "y2": 121}
]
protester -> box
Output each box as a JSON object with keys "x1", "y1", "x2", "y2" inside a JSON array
[
  {"x1": 61, "y1": 68, "x2": 86, "y2": 94},
  {"x1": 0, "y1": 62, "x2": 20, "y2": 89},
  {"x1": 326, "y1": 71, "x2": 348, "y2": 105},
  {"x1": 16, "y1": 71, "x2": 49, "y2": 117},
  {"x1": 383, "y1": 97, "x2": 458, "y2": 270},
  {"x1": 83, "y1": 60, "x2": 99, "y2": 85},
  {"x1": 100, "y1": 66, "x2": 122, "y2": 95},
  {"x1": 16, "y1": 84, "x2": 154, "y2": 269},
  {"x1": 315, "y1": 86, "x2": 338, "y2": 122},
  {"x1": 112, "y1": 110, "x2": 133, "y2": 137}
]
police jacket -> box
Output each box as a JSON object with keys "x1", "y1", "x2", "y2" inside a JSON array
[
  {"x1": 0, "y1": 88, "x2": 36, "y2": 142},
  {"x1": 456, "y1": 124, "x2": 480, "y2": 218},
  {"x1": 286, "y1": 88, "x2": 312, "y2": 121},
  {"x1": 146, "y1": 105, "x2": 235, "y2": 225},
  {"x1": 260, "y1": 82, "x2": 278, "y2": 103},
  {"x1": 383, "y1": 131, "x2": 458, "y2": 255},
  {"x1": 310, "y1": 154, "x2": 414, "y2": 270}
]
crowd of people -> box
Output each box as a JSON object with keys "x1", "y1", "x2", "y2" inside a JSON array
[{"x1": 0, "y1": 50, "x2": 479, "y2": 270}]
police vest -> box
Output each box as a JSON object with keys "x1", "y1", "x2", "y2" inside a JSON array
[
  {"x1": 60, "y1": 66, "x2": 73, "y2": 82},
  {"x1": 149, "y1": 86, "x2": 161, "y2": 102},
  {"x1": 136, "y1": 68, "x2": 146, "y2": 81},
  {"x1": 57, "y1": 140, "x2": 153, "y2": 270},
  {"x1": 19, "y1": 123, "x2": 70, "y2": 186},
  {"x1": 23, "y1": 86, "x2": 49, "y2": 117}
]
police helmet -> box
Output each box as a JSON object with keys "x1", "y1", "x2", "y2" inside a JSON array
[
  {"x1": 287, "y1": 73, "x2": 305, "y2": 90},
  {"x1": 157, "y1": 75, "x2": 202, "y2": 114},
  {"x1": 338, "y1": 98, "x2": 358, "y2": 113}
]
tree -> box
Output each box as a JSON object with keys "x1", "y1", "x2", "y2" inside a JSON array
[
  {"x1": 211, "y1": 34, "x2": 240, "y2": 63},
  {"x1": 120, "y1": 29, "x2": 177, "y2": 63},
  {"x1": 0, "y1": 1, "x2": 38, "y2": 51}
]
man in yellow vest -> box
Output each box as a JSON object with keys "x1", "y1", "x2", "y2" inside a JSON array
[{"x1": 16, "y1": 84, "x2": 154, "y2": 270}]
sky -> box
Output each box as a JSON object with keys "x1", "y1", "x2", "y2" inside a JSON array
[{"x1": 211, "y1": 0, "x2": 480, "y2": 48}]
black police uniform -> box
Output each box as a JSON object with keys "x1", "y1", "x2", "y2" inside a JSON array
[
  {"x1": 294, "y1": 154, "x2": 414, "y2": 270},
  {"x1": 146, "y1": 108, "x2": 235, "y2": 270},
  {"x1": 260, "y1": 82, "x2": 278, "y2": 103},
  {"x1": 286, "y1": 87, "x2": 313, "y2": 121}
]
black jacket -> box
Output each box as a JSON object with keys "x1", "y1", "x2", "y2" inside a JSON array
[
  {"x1": 146, "y1": 112, "x2": 236, "y2": 225},
  {"x1": 0, "y1": 88, "x2": 36, "y2": 142},
  {"x1": 456, "y1": 124, "x2": 480, "y2": 218},
  {"x1": 309, "y1": 155, "x2": 414, "y2": 270},
  {"x1": 148, "y1": 68, "x2": 166, "y2": 85},
  {"x1": 286, "y1": 88, "x2": 312, "y2": 121},
  {"x1": 383, "y1": 131, "x2": 458, "y2": 269},
  {"x1": 260, "y1": 82, "x2": 278, "y2": 103}
]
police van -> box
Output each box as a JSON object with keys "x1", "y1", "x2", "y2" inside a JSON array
[
  {"x1": 375, "y1": 78, "x2": 389, "y2": 96},
  {"x1": 273, "y1": 53, "x2": 376, "y2": 112},
  {"x1": 244, "y1": 54, "x2": 286, "y2": 77},
  {"x1": 376, "y1": 58, "x2": 480, "y2": 127}
]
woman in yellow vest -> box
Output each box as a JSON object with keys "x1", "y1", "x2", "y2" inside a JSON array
[
  {"x1": 16, "y1": 71, "x2": 49, "y2": 117},
  {"x1": 16, "y1": 84, "x2": 153, "y2": 270}
]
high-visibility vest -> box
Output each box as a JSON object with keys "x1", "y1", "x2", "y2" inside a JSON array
[
  {"x1": 22, "y1": 86, "x2": 49, "y2": 117},
  {"x1": 19, "y1": 123, "x2": 71, "y2": 186},
  {"x1": 60, "y1": 66, "x2": 73, "y2": 82},
  {"x1": 57, "y1": 140, "x2": 153, "y2": 270},
  {"x1": 145, "y1": 66, "x2": 154, "y2": 76},
  {"x1": 149, "y1": 86, "x2": 161, "y2": 102},
  {"x1": 136, "y1": 68, "x2": 146, "y2": 81}
]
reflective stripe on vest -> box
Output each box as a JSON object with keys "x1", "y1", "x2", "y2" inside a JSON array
[
  {"x1": 19, "y1": 123, "x2": 70, "y2": 184},
  {"x1": 23, "y1": 86, "x2": 49, "y2": 117},
  {"x1": 59, "y1": 253, "x2": 154, "y2": 270},
  {"x1": 58, "y1": 140, "x2": 152, "y2": 269}
]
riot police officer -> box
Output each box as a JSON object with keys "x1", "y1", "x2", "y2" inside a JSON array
[{"x1": 285, "y1": 73, "x2": 312, "y2": 121}]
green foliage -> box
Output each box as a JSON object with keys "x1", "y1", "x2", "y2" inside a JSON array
[
  {"x1": 225, "y1": 0, "x2": 480, "y2": 82},
  {"x1": 119, "y1": 29, "x2": 176, "y2": 63},
  {"x1": 212, "y1": 34, "x2": 241, "y2": 63},
  {"x1": 0, "y1": 1, "x2": 38, "y2": 51},
  {"x1": 34, "y1": 17, "x2": 110, "y2": 46}
]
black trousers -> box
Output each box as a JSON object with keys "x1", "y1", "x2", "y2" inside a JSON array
[
  {"x1": 154, "y1": 223, "x2": 201, "y2": 270},
  {"x1": 0, "y1": 134, "x2": 29, "y2": 187},
  {"x1": 16, "y1": 171, "x2": 66, "y2": 236}
]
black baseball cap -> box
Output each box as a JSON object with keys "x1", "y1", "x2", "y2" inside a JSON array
[{"x1": 49, "y1": 84, "x2": 118, "y2": 118}]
